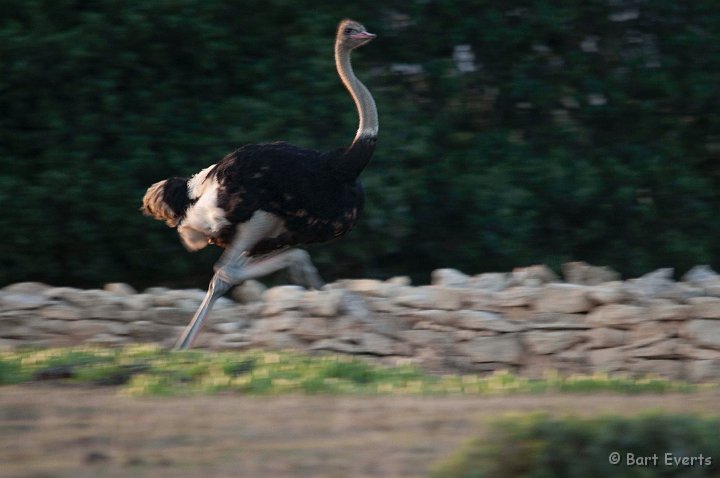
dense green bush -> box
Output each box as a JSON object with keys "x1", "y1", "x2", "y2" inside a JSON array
[
  {"x1": 1, "y1": 1, "x2": 719, "y2": 287},
  {"x1": 432, "y1": 413, "x2": 720, "y2": 478}
]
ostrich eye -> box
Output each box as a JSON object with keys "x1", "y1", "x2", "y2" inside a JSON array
[{"x1": 344, "y1": 27, "x2": 354, "y2": 35}]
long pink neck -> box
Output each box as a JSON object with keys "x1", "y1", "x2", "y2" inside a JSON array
[{"x1": 335, "y1": 42, "x2": 378, "y2": 143}]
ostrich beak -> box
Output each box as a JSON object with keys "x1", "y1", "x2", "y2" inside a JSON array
[{"x1": 351, "y1": 31, "x2": 376, "y2": 40}]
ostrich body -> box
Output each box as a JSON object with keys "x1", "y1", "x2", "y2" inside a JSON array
[{"x1": 141, "y1": 20, "x2": 377, "y2": 349}]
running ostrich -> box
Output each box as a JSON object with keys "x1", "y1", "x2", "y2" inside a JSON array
[{"x1": 141, "y1": 19, "x2": 377, "y2": 349}]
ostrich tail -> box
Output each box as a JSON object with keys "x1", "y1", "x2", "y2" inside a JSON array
[{"x1": 141, "y1": 177, "x2": 190, "y2": 227}]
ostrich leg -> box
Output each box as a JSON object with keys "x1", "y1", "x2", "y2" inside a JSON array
[
  {"x1": 174, "y1": 271, "x2": 233, "y2": 350},
  {"x1": 174, "y1": 248, "x2": 323, "y2": 349},
  {"x1": 174, "y1": 212, "x2": 283, "y2": 350},
  {"x1": 222, "y1": 248, "x2": 324, "y2": 289}
]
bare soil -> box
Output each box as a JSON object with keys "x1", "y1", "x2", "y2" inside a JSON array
[{"x1": 1, "y1": 385, "x2": 719, "y2": 478}]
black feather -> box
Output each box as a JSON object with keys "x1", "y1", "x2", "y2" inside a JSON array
[
  {"x1": 331, "y1": 135, "x2": 377, "y2": 183},
  {"x1": 207, "y1": 141, "x2": 368, "y2": 254},
  {"x1": 162, "y1": 177, "x2": 193, "y2": 219}
]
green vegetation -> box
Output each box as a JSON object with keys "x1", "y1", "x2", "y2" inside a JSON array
[
  {"x1": 1, "y1": 2, "x2": 719, "y2": 287},
  {"x1": 431, "y1": 413, "x2": 720, "y2": 478},
  {"x1": 0, "y1": 346, "x2": 699, "y2": 396}
]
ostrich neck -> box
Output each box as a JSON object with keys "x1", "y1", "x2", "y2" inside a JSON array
[{"x1": 335, "y1": 44, "x2": 378, "y2": 142}]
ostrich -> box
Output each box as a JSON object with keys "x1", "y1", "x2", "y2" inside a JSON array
[{"x1": 141, "y1": 19, "x2": 377, "y2": 349}]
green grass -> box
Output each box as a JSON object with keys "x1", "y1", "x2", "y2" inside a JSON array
[{"x1": 0, "y1": 346, "x2": 703, "y2": 396}]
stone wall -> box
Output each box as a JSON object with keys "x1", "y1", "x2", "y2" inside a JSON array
[{"x1": 2, "y1": 262, "x2": 720, "y2": 381}]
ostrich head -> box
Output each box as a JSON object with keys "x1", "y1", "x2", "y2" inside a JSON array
[{"x1": 337, "y1": 19, "x2": 376, "y2": 50}]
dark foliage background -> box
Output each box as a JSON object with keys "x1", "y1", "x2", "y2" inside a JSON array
[{"x1": 1, "y1": 0, "x2": 719, "y2": 288}]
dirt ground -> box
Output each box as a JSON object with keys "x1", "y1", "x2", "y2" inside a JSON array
[{"x1": 1, "y1": 386, "x2": 719, "y2": 478}]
